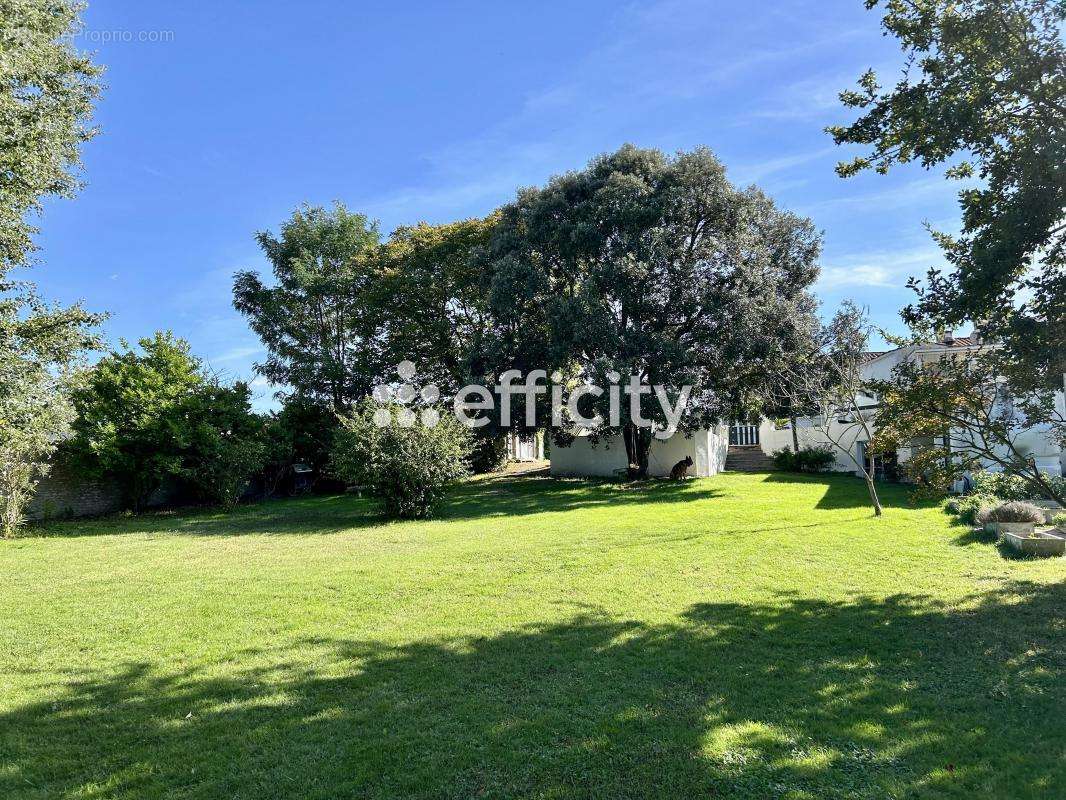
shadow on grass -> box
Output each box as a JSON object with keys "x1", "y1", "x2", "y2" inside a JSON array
[
  {"x1": 762, "y1": 472, "x2": 936, "y2": 513},
  {"x1": 3, "y1": 583, "x2": 1062, "y2": 799},
  {"x1": 24, "y1": 475, "x2": 724, "y2": 539},
  {"x1": 25, "y1": 493, "x2": 383, "y2": 539},
  {"x1": 439, "y1": 473, "x2": 723, "y2": 523}
]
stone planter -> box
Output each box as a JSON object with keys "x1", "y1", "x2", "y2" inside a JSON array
[
  {"x1": 987, "y1": 521, "x2": 1036, "y2": 539},
  {"x1": 1031, "y1": 500, "x2": 1063, "y2": 524},
  {"x1": 1002, "y1": 531, "x2": 1065, "y2": 557},
  {"x1": 998, "y1": 521, "x2": 1036, "y2": 536}
]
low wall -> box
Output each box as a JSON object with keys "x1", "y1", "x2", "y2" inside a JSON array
[
  {"x1": 550, "y1": 428, "x2": 729, "y2": 478},
  {"x1": 26, "y1": 466, "x2": 182, "y2": 521},
  {"x1": 26, "y1": 465, "x2": 124, "y2": 521}
]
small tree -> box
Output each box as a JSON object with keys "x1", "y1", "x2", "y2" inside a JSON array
[
  {"x1": 780, "y1": 302, "x2": 885, "y2": 516},
  {"x1": 331, "y1": 400, "x2": 471, "y2": 519},
  {"x1": 873, "y1": 345, "x2": 1065, "y2": 505}
]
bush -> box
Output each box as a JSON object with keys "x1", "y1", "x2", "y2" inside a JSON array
[
  {"x1": 945, "y1": 493, "x2": 996, "y2": 526},
  {"x1": 970, "y1": 471, "x2": 1032, "y2": 501},
  {"x1": 984, "y1": 501, "x2": 1045, "y2": 524},
  {"x1": 469, "y1": 431, "x2": 508, "y2": 474},
  {"x1": 63, "y1": 333, "x2": 265, "y2": 510},
  {"x1": 260, "y1": 396, "x2": 339, "y2": 495},
  {"x1": 331, "y1": 401, "x2": 471, "y2": 519},
  {"x1": 1053, "y1": 513, "x2": 1066, "y2": 529},
  {"x1": 970, "y1": 470, "x2": 1065, "y2": 502},
  {"x1": 180, "y1": 384, "x2": 266, "y2": 508},
  {"x1": 772, "y1": 446, "x2": 836, "y2": 473}
]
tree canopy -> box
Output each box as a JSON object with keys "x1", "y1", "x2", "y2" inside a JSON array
[
  {"x1": 233, "y1": 203, "x2": 386, "y2": 412},
  {"x1": 479, "y1": 144, "x2": 822, "y2": 475},
  {"x1": 830, "y1": 0, "x2": 1065, "y2": 377},
  {"x1": 378, "y1": 216, "x2": 497, "y2": 394},
  {"x1": 0, "y1": 0, "x2": 101, "y2": 275}
]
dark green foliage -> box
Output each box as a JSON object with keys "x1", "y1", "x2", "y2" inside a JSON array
[
  {"x1": 831, "y1": 0, "x2": 1065, "y2": 379},
  {"x1": 468, "y1": 431, "x2": 509, "y2": 475},
  {"x1": 772, "y1": 446, "x2": 836, "y2": 473},
  {"x1": 63, "y1": 332, "x2": 265, "y2": 509},
  {"x1": 944, "y1": 494, "x2": 995, "y2": 526},
  {"x1": 259, "y1": 396, "x2": 339, "y2": 495},
  {"x1": 331, "y1": 401, "x2": 471, "y2": 519},
  {"x1": 178, "y1": 383, "x2": 265, "y2": 508},
  {"x1": 479, "y1": 144, "x2": 821, "y2": 475},
  {"x1": 233, "y1": 204, "x2": 386, "y2": 412}
]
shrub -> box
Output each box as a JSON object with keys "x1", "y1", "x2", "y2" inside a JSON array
[
  {"x1": 970, "y1": 471, "x2": 1032, "y2": 501},
  {"x1": 772, "y1": 446, "x2": 836, "y2": 473},
  {"x1": 970, "y1": 470, "x2": 1065, "y2": 502},
  {"x1": 985, "y1": 501, "x2": 1045, "y2": 524},
  {"x1": 260, "y1": 396, "x2": 339, "y2": 495},
  {"x1": 63, "y1": 332, "x2": 265, "y2": 510},
  {"x1": 469, "y1": 432, "x2": 508, "y2": 474},
  {"x1": 331, "y1": 401, "x2": 471, "y2": 519},
  {"x1": 179, "y1": 384, "x2": 266, "y2": 508},
  {"x1": 945, "y1": 493, "x2": 996, "y2": 526},
  {"x1": 1053, "y1": 513, "x2": 1066, "y2": 529}
]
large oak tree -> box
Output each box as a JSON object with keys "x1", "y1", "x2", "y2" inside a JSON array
[{"x1": 479, "y1": 145, "x2": 822, "y2": 476}]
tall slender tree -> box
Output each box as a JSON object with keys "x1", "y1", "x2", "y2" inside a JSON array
[
  {"x1": 0, "y1": 1, "x2": 104, "y2": 535},
  {"x1": 233, "y1": 203, "x2": 386, "y2": 412}
]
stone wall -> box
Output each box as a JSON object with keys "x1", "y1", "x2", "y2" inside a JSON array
[
  {"x1": 26, "y1": 466, "x2": 182, "y2": 521},
  {"x1": 26, "y1": 465, "x2": 124, "y2": 521}
]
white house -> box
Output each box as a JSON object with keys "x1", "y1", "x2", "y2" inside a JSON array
[{"x1": 550, "y1": 333, "x2": 1065, "y2": 480}]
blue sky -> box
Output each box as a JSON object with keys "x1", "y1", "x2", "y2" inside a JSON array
[{"x1": 31, "y1": 0, "x2": 966, "y2": 410}]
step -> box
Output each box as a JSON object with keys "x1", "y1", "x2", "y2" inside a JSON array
[{"x1": 725, "y1": 447, "x2": 775, "y2": 472}]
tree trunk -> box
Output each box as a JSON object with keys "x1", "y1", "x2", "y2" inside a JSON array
[
  {"x1": 790, "y1": 416, "x2": 799, "y2": 452},
  {"x1": 864, "y1": 471, "x2": 884, "y2": 516},
  {"x1": 623, "y1": 423, "x2": 651, "y2": 479},
  {"x1": 623, "y1": 423, "x2": 637, "y2": 474},
  {"x1": 635, "y1": 428, "x2": 651, "y2": 479}
]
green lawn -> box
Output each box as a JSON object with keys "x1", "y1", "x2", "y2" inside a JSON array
[{"x1": 1, "y1": 472, "x2": 1062, "y2": 799}]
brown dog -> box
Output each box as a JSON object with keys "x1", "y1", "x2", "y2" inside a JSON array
[{"x1": 670, "y1": 455, "x2": 693, "y2": 480}]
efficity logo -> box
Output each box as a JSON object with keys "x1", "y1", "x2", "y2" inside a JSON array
[{"x1": 372, "y1": 361, "x2": 691, "y2": 440}]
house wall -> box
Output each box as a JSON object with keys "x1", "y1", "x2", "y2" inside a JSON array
[
  {"x1": 758, "y1": 351, "x2": 1065, "y2": 479},
  {"x1": 550, "y1": 427, "x2": 728, "y2": 478}
]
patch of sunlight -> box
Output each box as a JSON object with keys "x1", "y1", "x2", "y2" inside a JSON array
[
  {"x1": 703, "y1": 719, "x2": 795, "y2": 757},
  {"x1": 774, "y1": 743, "x2": 837, "y2": 773},
  {"x1": 848, "y1": 720, "x2": 887, "y2": 740}
]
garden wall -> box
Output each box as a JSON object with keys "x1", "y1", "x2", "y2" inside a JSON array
[
  {"x1": 26, "y1": 466, "x2": 179, "y2": 521},
  {"x1": 549, "y1": 427, "x2": 728, "y2": 478},
  {"x1": 26, "y1": 465, "x2": 124, "y2": 521}
]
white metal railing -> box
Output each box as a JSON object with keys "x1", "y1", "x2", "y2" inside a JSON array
[{"x1": 729, "y1": 424, "x2": 759, "y2": 446}]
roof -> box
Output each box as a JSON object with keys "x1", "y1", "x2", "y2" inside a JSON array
[{"x1": 861, "y1": 350, "x2": 891, "y2": 363}]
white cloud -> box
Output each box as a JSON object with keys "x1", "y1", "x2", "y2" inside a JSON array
[
  {"x1": 209, "y1": 345, "x2": 264, "y2": 364},
  {"x1": 817, "y1": 245, "x2": 946, "y2": 291}
]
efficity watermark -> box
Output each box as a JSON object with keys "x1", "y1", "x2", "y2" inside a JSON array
[{"x1": 371, "y1": 361, "x2": 691, "y2": 440}]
